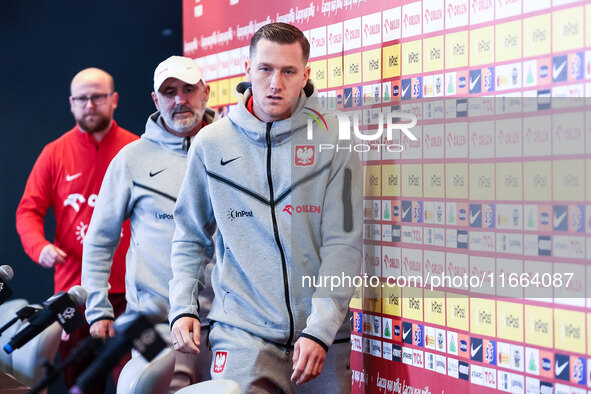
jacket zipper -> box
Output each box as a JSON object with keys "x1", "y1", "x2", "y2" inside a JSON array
[{"x1": 265, "y1": 122, "x2": 295, "y2": 347}]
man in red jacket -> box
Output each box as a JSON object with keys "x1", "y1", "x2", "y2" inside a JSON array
[{"x1": 16, "y1": 67, "x2": 138, "y2": 389}]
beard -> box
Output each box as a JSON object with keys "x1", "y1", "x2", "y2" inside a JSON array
[
  {"x1": 77, "y1": 113, "x2": 111, "y2": 133},
  {"x1": 161, "y1": 105, "x2": 202, "y2": 135}
]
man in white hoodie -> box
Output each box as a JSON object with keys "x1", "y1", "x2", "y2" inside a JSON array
[
  {"x1": 82, "y1": 56, "x2": 216, "y2": 391},
  {"x1": 170, "y1": 24, "x2": 362, "y2": 393}
]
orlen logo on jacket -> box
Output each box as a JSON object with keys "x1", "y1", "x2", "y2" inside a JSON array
[
  {"x1": 283, "y1": 204, "x2": 322, "y2": 216},
  {"x1": 64, "y1": 193, "x2": 98, "y2": 212}
]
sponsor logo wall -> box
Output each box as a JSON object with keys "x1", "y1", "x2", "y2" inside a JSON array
[{"x1": 185, "y1": 0, "x2": 591, "y2": 392}]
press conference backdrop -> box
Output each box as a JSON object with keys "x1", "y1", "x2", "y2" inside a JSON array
[{"x1": 183, "y1": 0, "x2": 591, "y2": 392}]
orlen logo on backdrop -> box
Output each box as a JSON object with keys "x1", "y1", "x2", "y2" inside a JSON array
[
  {"x1": 384, "y1": 18, "x2": 400, "y2": 34},
  {"x1": 448, "y1": 2, "x2": 468, "y2": 18},
  {"x1": 425, "y1": 258, "x2": 444, "y2": 275},
  {"x1": 383, "y1": 253, "x2": 401, "y2": 269},
  {"x1": 424, "y1": 8, "x2": 443, "y2": 24},
  {"x1": 471, "y1": 131, "x2": 493, "y2": 148},
  {"x1": 403, "y1": 256, "x2": 422, "y2": 273},
  {"x1": 472, "y1": 0, "x2": 493, "y2": 13},
  {"x1": 424, "y1": 133, "x2": 443, "y2": 149},
  {"x1": 446, "y1": 0, "x2": 469, "y2": 28},
  {"x1": 447, "y1": 131, "x2": 467, "y2": 149},
  {"x1": 363, "y1": 23, "x2": 380, "y2": 39},
  {"x1": 555, "y1": 125, "x2": 582, "y2": 143},
  {"x1": 311, "y1": 36, "x2": 326, "y2": 50},
  {"x1": 345, "y1": 28, "x2": 361, "y2": 42},
  {"x1": 403, "y1": 13, "x2": 421, "y2": 30},
  {"x1": 497, "y1": 130, "x2": 520, "y2": 146},
  {"x1": 328, "y1": 32, "x2": 342, "y2": 46},
  {"x1": 498, "y1": 0, "x2": 519, "y2": 7},
  {"x1": 448, "y1": 261, "x2": 467, "y2": 277},
  {"x1": 525, "y1": 128, "x2": 549, "y2": 144}
]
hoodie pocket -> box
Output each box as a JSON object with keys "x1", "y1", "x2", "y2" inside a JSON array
[{"x1": 222, "y1": 291, "x2": 270, "y2": 328}]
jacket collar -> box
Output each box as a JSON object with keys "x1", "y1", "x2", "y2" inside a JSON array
[
  {"x1": 142, "y1": 108, "x2": 218, "y2": 154},
  {"x1": 228, "y1": 81, "x2": 316, "y2": 146}
]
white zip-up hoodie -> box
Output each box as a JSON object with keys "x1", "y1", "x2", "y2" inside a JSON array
[
  {"x1": 170, "y1": 81, "x2": 362, "y2": 349},
  {"x1": 83, "y1": 110, "x2": 216, "y2": 325}
]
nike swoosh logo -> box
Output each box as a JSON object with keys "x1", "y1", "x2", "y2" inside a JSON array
[
  {"x1": 553, "y1": 60, "x2": 566, "y2": 80},
  {"x1": 402, "y1": 206, "x2": 411, "y2": 219},
  {"x1": 402, "y1": 83, "x2": 410, "y2": 97},
  {"x1": 470, "y1": 210, "x2": 481, "y2": 224},
  {"x1": 554, "y1": 211, "x2": 567, "y2": 229},
  {"x1": 555, "y1": 360, "x2": 568, "y2": 376},
  {"x1": 471, "y1": 344, "x2": 482, "y2": 358},
  {"x1": 220, "y1": 157, "x2": 240, "y2": 166},
  {"x1": 345, "y1": 92, "x2": 352, "y2": 103},
  {"x1": 149, "y1": 169, "x2": 166, "y2": 177},
  {"x1": 470, "y1": 74, "x2": 481, "y2": 91},
  {"x1": 66, "y1": 173, "x2": 82, "y2": 182},
  {"x1": 403, "y1": 328, "x2": 411, "y2": 339}
]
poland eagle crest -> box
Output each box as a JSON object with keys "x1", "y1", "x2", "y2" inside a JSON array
[
  {"x1": 213, "y1": 351, "x2": 228, "y2": 374},
  {"x1": 295, "y1": 145, "x2": 315, "y2": 166}
]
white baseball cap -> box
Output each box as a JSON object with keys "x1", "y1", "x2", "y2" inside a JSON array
[{"x1": 153, "y1": 56, "x2": 205, "y2": 92}]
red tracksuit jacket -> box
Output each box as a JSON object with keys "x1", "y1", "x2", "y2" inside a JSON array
[{"x1": 16, "y1": 121, "x2": 138, "y2": 293}]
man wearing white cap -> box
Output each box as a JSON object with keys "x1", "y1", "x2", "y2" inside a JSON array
[{"x1": 82, "y1": 56, "x2": 217, "y2": 391}]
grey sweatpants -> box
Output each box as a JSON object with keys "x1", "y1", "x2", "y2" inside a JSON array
[{"x1": 208, "y1": 322, "x2": 352, "y2": 394}]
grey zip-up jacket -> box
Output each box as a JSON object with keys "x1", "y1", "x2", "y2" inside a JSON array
[
  {"x1": 82, "y1": 110, "x2": 217, "y2": 325},
  {"x1": 169, "y1": 81, "x2": 362, "y2": 349}
]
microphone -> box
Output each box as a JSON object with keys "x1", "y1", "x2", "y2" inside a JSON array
[
  {"x1": 70, "y1": 301, "x2": 168, "y2": 394},
  {"x1": 0, "y1": 304, "x2": 43, "y2": 336},
  {"x1": 3, "y1": 285, "x2": 87, "y2": 354},
  {"x1": 0, "y1": 265, "x2": 14, "y2": 305}
]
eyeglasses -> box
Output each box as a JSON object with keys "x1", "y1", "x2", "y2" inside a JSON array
[{"x1": 71, "y1": 93, "x2": 113, "y2": 107}]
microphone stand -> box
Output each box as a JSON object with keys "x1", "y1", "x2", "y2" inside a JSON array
[
  {"x1": 28, "y1": 336, "x2": 104, "y2": 394},
  {"x1": 0, "y1": 305, "x2": 43, "y2": 336}
]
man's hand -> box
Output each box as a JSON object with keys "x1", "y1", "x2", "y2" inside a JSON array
[
  {"x1": 38, "y1": 244, "x2": 67, "y2": 268},
  {"x1": 89, "y1": 320, "x2": 115, "y2": 338},
  {"x1": 171, "y1": 316, "x2": 201, "y2": 354},
  {"x1": 290, "y1": 337, "x2": 327, "y2": 385}
]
